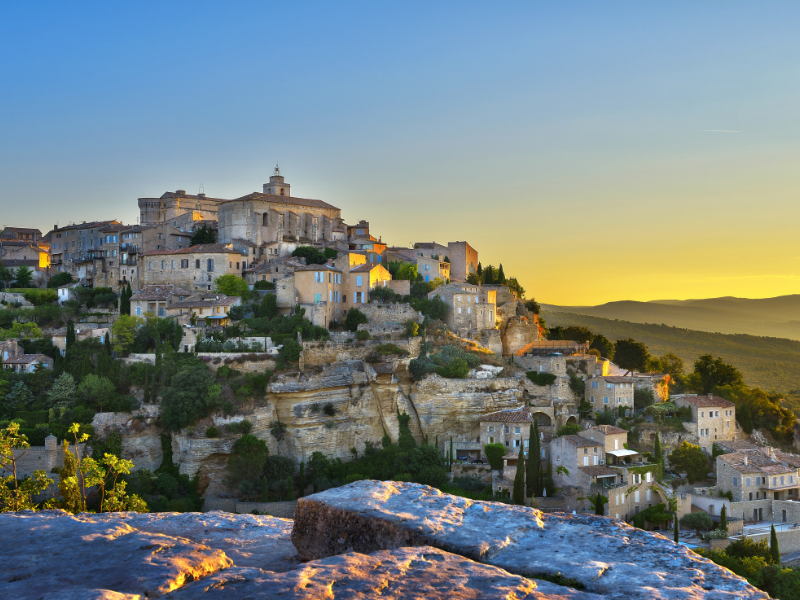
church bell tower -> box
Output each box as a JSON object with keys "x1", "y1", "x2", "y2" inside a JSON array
[{"x1": 263, "y1": 164, "x2": 291, "y2": 196}]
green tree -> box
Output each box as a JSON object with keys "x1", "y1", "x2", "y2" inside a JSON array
[
  {"x1": 160, "y1": 366, "x2": 222, "y2": 431},
  {"x1": 189, "y1": 224, "x2": 216, "y2": 245},
  {"x1": 688, "y1": 354, "x2": 744, "y2": 394},
  {"x1": 291, "y1": 246, "x2": 327, "y2": 265},
  {"x1": 556, "y1": 423, "x2": 582, "y2": 437},
  {"x1": 595, "y1": 409, "x2": 616, "y2": 425},
  {"x1": 512, "y1": 443, "x2": 525, "y2": 505},
  {"x1": 668, "y1": 441, "x2": 709, "y2": 483},
  {"x1": 344, "y1": 308, "x2": 369, "y2": 332},
  {"x1": 497, "y1": 264, "x2": 507, "y2": 285},
  {"x1": 0, "y1": 263, "x2": 14, "y2": 291},
  {"x1": 483, "y1": 443, "x2": 507, "y2": 470},
  {"x1": 589, "y1": 334, "x2": 615, "y2": 360},
  {"x1": 654, "y1": 431, "x2": 663, "y2": 482},
  {"x1": 278, "y1": 338, "x2": 302, "y2": 362},
  {"x1": 254, "y1": 294, "x2": 279, "y2": 319},
  {"x1": 506, "y1": 278, "x2": 525, "y2": 299},
  {"x1": 66, "y1": 320, "x2": 76, "y2": 349},
  {"x1": 214, "y1": 274, "x2": 250, "y2": 300},
  {"x1": 634, "y1": 387, "x2": 655, "y2": 410},
  {"x1": 674, "y1": 513, "x2": 679, "y2": 542},
  {"x1": 591, "y1": 492, "x2": 607, "y2": 516},
  {"x1": 770, "y1": 524, "x2": 781, "y2": 565},
  {"x1": 47, "y1": 272, "x2": 75, "y2": 288},
  {"x1": 5, "y1": 381, "x2": 34, "y2": 412},
  {"x1": 558, "y1": 326, "x2": 595, "y2": 344},
  {"x1": 719, "y1": 504, "x2": 728, "y2": 532},
  {"x1": 524, "y1": 299, "x2": 541, "y2": 315},
  {"x1": 111, "y1": 314, "x2": 142, "y2": 356},
  {"x1": 527, "y1": 421, "x2": 541, "y2": 497},
  {"x1": 680, "y1": 512, "x2": 713, "y2": 535},
  {"x1": 298, "y1": 461, "x2": 305, "y2": 497},
  {"x1": 48, "y1": 372, "x2": 77, "y2": 410},
  {"x1": 0, "y1": 423, "x2": 55, "y2": 511},
  {"x1": 225, "y1": 434, "x2": 268, "y2": 494},
  {"x1": 614, "y1": 338, "x2": 651, "y2": 374},
  {"x1": 23, "y1": 288, "x2": 57, "y2": 306},
  {"x1": 14, "y1": 265, "x2": 34, "y2": 288},
  {"x1": 77, "y1": 374, "x2": 117, "y2": 412}
]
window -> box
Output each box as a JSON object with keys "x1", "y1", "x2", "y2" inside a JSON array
[
  {"x1": 136, "y1": 306, "x2": 141, "y2": 316},
  {"x1": 733, "y1": 477, "x2": 739, "y2": 487},
  {"x1": 515, "y1": 427, "x2": 520, "y2": 434},
  {"x1": 171, "y1": 260, "x2": 175, "y2": 269},
  {"x1": 590, "y1": 396, "x2": 595, "y2": 403},
  {"x1": 181, "y1": 259, "x2": 189, "y2": 268},
  {"x1": 645, "y1": 472, "x2": 651, "y2": 483},
  {"x1": 604, "y1": 397, "x2": 609, "y2": 404},
  {"x1": 488, "y1": 426, "x2": 494, "y2": 433},
  {"x1": 583, "y1": 456, "x2": 589, "y2": 466},
  {"x1": 614, "y1": 439, "x2": 619, "y2": 450},
  {"x1": 746, "y1": 478, "x2": 751, "y2": 486},
  {"x1": 356, "y1": 275, "x2": 363, "y2": 286},
  {"x1": 161, "y1": 260, "x2": 166, "y2": 269},
  {"x1": 207, "y1": 259, "x2": 214, "y2": 272},
  {"x1": 634, "y1": 490, "x2": 639, "y2": 502},
  {"x1": 646, "y1": 489, "x2": 651, "y2": 501},
  {"x1": 196, "y1": 259, "x2": 200, "y2": 269},
  {"x1": 592, "y1": 381, "x2": 599, "y2": 388},
  {"x1": 457, "y1": 307, "x2": 462, "y2": 314},
  {"x1": 314, "y1": 293, "x2": 321, "y2": 304}
]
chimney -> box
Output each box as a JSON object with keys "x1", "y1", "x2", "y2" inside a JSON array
[
  {"x1": 744, "y1": 455, "x2": 748, "y2": 466},
  {"x1": 708, "y1": 393, "x2": 713, "y2": 398},
  {"x1": 771, "y1": 450, "x2": 777, "y2": 462}
]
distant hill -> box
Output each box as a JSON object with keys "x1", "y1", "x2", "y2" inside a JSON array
[
  {"x1": 541, "y1": 295, "x2": 800, "y2": 340},
  {"x1": 541, "y1": 310, "x2": 800, "y2": 393}
]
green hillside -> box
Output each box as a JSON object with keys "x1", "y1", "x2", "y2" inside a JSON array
[{"x1": 542, "y1": 310, "x2": 800, "y2": 393}]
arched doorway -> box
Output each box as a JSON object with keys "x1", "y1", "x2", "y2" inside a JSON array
[
  {"x1": 531, "y1": 413, "x2": 552, "y2": 426},
  {"x1": 567, "y1": 415, "x2": 578, "y2": 425}
]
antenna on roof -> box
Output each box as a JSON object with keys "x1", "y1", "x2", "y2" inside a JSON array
[
  {"x1": 274, "y1": 163, "x2": 281, "y2": 176},
  {"x1": 199, "y1": 183, "x2": 205, "y2": 195}
]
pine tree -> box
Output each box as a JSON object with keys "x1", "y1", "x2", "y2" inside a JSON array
[
  {"x1": 770, "y1": 524, "x2": 781, "y2": 565},
  {"x1": 512, "y1": 443, "x2": 526, "y2": 506},
  {"x1": 719, "y1": 504, "x2": 727, "y2": 531},
  {"x1": 7, "y1": 381, "x2": 34, "y2": 411},
  {"x1": 674, "y1": 515, "x2": 679, "y2": 543},
  {"x1": 298, "y1": 461, "x2": 305, "y2": 497}
]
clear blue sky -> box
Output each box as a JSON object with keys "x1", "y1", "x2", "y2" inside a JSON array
[{"x1": 2, "y1": 2, "x2": 800, "y2": 303}]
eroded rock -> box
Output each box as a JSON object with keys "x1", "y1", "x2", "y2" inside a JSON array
[
  {"x1": 291, "y1": 481, "x2": 769, "y2": 599},
  {"x1": 168, "y1": 546, "x2": 596, "y2": 600}
]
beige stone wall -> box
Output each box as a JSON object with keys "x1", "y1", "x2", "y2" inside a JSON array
[
  {"x1": 302, "y1": 338, "x2": 422, "y2": 367},
  {"x1": 447, "y1": 241, "x2": 478, "y2": 281},
  {"x1": 513, "y1": 355, "x2": 566, "y2": 375},
  {"x1": 142, "y1": 250, "x2": 243, "y2": 292},
  {"x1": 585, "y1": 377, "x2": 634, "y2": 414},
  {"x1": 358, "y1": 303, "x2": 421, "y2": 326}
]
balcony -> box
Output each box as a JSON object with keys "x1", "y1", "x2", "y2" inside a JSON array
[{"x1": 120, "y1": 243, "x2": 137, "y2": 253}]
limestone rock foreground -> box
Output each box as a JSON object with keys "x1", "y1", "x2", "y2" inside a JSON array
[{"x1": 292, "y1": 481, "x2": 769, "y2": 600}]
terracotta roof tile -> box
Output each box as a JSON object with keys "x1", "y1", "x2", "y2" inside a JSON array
[
  {"x1": 480, "y1": 407, "x2": 533, "y2": 423},
  {"x1": 591, "y1": 425, "x2": 628, "y2": 435},
  {"x1": 561, "y1": 435, "x2": 603, "y2": 448},
  {"x1": 227, "y1": 192, "x2": 339, "y2": 211},
  {"x1": 675, "y1": 394, "x2": 735, "y2": 408},
  {"x1": 2, "y1": 354, "x2": 52, "y2": 365},
  {"x1": 141, "y1": 243, "x2": 243, "y2": 257}
]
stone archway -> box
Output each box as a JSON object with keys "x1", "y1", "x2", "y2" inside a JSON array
[
  {"x1": 567, "y1": 415, "x2": 578, "y2": 425},
  {"x1": 530, "y1": 412, "x2": 552, "y2": 426}
]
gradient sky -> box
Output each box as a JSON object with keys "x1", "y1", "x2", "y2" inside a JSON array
[{"x1": 2, "y1": 2, "x2": 800, "y2": 305}]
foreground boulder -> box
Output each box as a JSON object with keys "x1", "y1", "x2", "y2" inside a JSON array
[{"x1": 292, "y1": 480, "x2": 768, "y2": 599}]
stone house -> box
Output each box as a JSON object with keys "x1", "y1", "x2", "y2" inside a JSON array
[
  {"x1": 445, "y1": 241, "x2": 478, "y2": 282},
  {"x1": 0, "y1": 339, "x2": 22, "y2": 361},
  {"x1": 416, "y1": 256, "x2": 450, "y2": 283},
  {"x1": 578, "y1": 425, "x2": 629, "y2": 456},
  {"x1": 514, "y1": 340, "x2": 589, "y2": 357},
  {"x1": 243, "y1": 256, "x2": 305, "y2": 285},
  {"x1": 585, "y1": 376, "x2": 634, "y2": 416},
  {"x1": 51, "y1": 325, "x2": 111, "y2": 355},
  {"x1": 349, "y1": 239, "x2": 386, "y2": 264},
  {"x1": 257, "y1": 240, "x2": 299, "y2": 261},
  {"x1": 672, "y1": 394, "x2": 737, "y2": 452},
  {"x1": 0, "y1": 240, "x2": 50, "y2": 271},
  {"x1": 345, "y1": 264, "x2": 392, "y2": 306},
  {"x1": 346, "y1": 220, "x2": 371, "y2": 241},
  {"x1": 130, "y1": 285, "x2": 193, "y2": 318},
  {"x1": 141, "y1": 243, "x2": 246, "y2": 292},
  {"x1": 165, "y1": 293, "x2": 241, "y2": 327},
  {"x1": 48, "y1": 220, "x2": 124, "y2": 281},
  {"x1": 479, "y1": 406, "x2": 553, "y2": 463},
  {"x1": 428, "y1": 283, "x2": 496, "y2": 334},
  {"x1": 138, "y1": 189, "x2": 224, "y2": 226},
  {"x1": 2, "y1": 353, "x2": 54, "y2": 373},
  {"x1": 717, "y1": 448, "x2": 800, "y2": 503},
  {"x1": 630, "y1": 372, "x2": 670, "y2": 403},
  {"x1": 550, "y1": 435, "x2": 610, "y2": 489},
  {"x1": 292, "y1": 265, "x2": 344, "y2": 328},
  {"x1": 0, "y1": 227, "x2": 43, "y2": 243},
  {"x1": 514, "y1": 354, "x2": 566, "y2": 376}
]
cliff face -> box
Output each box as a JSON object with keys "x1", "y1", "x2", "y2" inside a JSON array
[{"x1": 97, "y1": 358, "x2": 579, "y2": 497}]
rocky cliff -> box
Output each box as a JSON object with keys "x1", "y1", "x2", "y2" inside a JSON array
[{"x1": 0, "y1": 482, "x2": 767, "y2": 599}]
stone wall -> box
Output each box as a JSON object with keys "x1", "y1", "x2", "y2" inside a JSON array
[
  {"x1": 92, "y1": 405, "x2": 163, "y2": 471},
  {"x1": 0, "y1": 292, "x2": 32, "y2": 307},
  {"x1": 358, "y1": 302, "x2": 421, "y2": 325},
  {"x1": 514, "y1": 355, "x2": 566, "y2": 375},
  {"x1": 302, "y1": 337, "x2": 421, "y2": 367},
  {"x1": 452, "y1": 463, "x2": 493, "y2": 483},
  {"x1": 386, "y1": 280, "x2": 410, "y2": 296},
  {"x1": 748, "y1": 527, "x2": 800, "y2": 554}
]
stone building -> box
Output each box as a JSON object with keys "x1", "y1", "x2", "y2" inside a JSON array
[
  {"x1": 585, "y1": 376, "x2": 634, "y2": 416},
  {"x1": 165, "y1": 293, "x2": 241, "y2": 327},
  {"x1": 497, "y1": 299, "x2": 539, "y2": 356},
  {"x1": 49, "y1": 220, "x2": 123, "y2": 280},
  {"x1": 0, "y1": 227, "x2": 43, "y2": 243},
  {"x1": 141, "y1": 244, "x2": 247, "y2": 292},
  {"x1": 550, "y1": 435, "x2": 609, "y2": 489},
  {"x1": 428, "y1": 283, "x2": 496, "y2": 334},
  {"x1": 717, "y1": 448, "x2": 800, "y2": 503},
  {"x1": 672, "y1": 394, "x2": 737, "y2": 452},
  {"x1": 130, "y1": 285, "x2": 193, "y2": 318},
  {"x1": 514, "y1": 340, "x2": 589, "y2": 356},
  {"x1": 0, "y1": 339, "x2": 22, "y2": 361},
  {"x1": 413, "y1": 241, "x2": 477, "y2": 282},
  {"x1": 578, "y1": 425, "x2": 630, "y2": 456},
  {"x1": 345, "y1": 264, "x2": 391, "y2": 306},
  {"x1": 217, "y1": 169, "x2": 346, "y2": 248},
  {"x1": 291, "y1": 265, "x2": 344, "y2": 328},
  {"x1": 479, "y1": 406, "x2": 553, "y2": 462},
  {"x1": 138, "y1": 190, "x2": 224, "y2": 226},
  {"x1": 346, "y1": 220, "x2": 371, "y2": 240},
  {"x1": 416, "y1": 256, "x2": 450, "y2": 283},
  {"x1": 243, "y1": 256, "x2": 305, "y2": 286},
  {"x1": 631, "y1": 372, "x2": 670, "y2": 403},
  {"x1": 2, "y1": 353, "x2": 54, "y2": 373}
]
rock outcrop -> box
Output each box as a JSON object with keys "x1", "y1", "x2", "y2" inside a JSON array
[
  {"x1": 292, "y1": 481, "x2": 768, "y2": 599},
  {"x1": 0, "y1": 483, "x2": 768, "y2": 599}
]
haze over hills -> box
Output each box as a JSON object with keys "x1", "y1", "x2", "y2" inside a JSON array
[
  {"x1": 541, "y1": 310, "x2": 800, "y2": 394},
  {"x1": 541, "y1": 295, "x2": 800, "y2": 341}
]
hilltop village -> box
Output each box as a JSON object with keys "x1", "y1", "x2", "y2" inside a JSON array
[{"x1": 2, "y1": 168, "x2": 800, "y2": 596}]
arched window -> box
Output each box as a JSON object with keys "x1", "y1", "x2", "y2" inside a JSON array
[{"x1": 280, "y1": 188, "x2": 285, "y2": 195}]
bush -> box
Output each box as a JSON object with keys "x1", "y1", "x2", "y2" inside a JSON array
[
  {"x1": 206, "y1": 426, "x2": 219, "y2": 438},
  {"x1": 595, "y1": 409, "x2": 616, "y2": 426},
  {"x1": 253, "y1": 280, "x2": 275, "y2": 290},
  {"x1": 160, "y1": 366, "x2": 223, "y2": 431},
  {"x1": 556, "y1": 423, "x2": 582, "y2": 437},
  {"x1": 323, "y1": 403, "x2": 336, "y2": 417},
  {"x1": 23, "y1": 288, "x2": 57, "y2": 306},
  {"x1": 376, "y1": 343, "x2": 406, "y2": 355},
  {"x1": 370, "y1": 286, "x2": 397, "y2": 303},
  {"x1": 526, "y1": 371, "x2": 557, "y2": 386},
  {"x1": 404, "y1": 320, "x2": 419, "y2": 337},
  {"x1": 345, "y1": 308, "x2": 369, "y2": 332},
  {"x1": 436, "y1": 357, "x2": 469, "y2": 379},
  {"x1": 483, "y1": 443, "x2": 507, "y2": 470},
  {"x1": 225, "y1": 419, "x2": 253, "y2": 434},
  {"x1": 279, "y1": 339, "x2": 302, "y2": 363},
  {"x1": 355, "y1": 330, "x2": 370, "y2": 341}
]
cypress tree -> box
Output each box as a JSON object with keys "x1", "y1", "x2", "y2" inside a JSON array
[
  {"x1": 66, "y1": 321, "x2": 76, "y2": 349},
  {"x1": 512, "y1": 442, "x2": 526, "y2": 506},
  {"x1": 477, "y1": 263, "x2": 482, "y2": 277},
  {"x1": 594, "y1": 494, "x2": 605, "y2": 516},
  {"x1": 497, "y1": 264, "x2": 506, "y2": 284},
  {"x1": 104, "y1": 332, "x2": 112, "y2": 355},
  {"x1": 297, "y1": 460, "x2": 306, "y2": 498},
  {"x1": 674, "y1": 514, "x2": 679, "y2": 543},
  {"x1": 449, "y1": 437, "x2": 454, "y2": 472},
  {"x1": 298, "y1": 461, "x2": 305, "y2": 497},
  {"x1": 527, "y1": 420, "x2": 541, "y2": 497},
  {"x1": 654, "y1": 431, "x2": 664, "y2": 482},
  {"x1": 770, "y1": 524, "x2": 781, "y2": 565},
  {"x1": 719, "y1": 504, "x2": 727, "y2": 532},
  {"x1": 285, "y1": 476, "x2": 295, "y2": 501}
]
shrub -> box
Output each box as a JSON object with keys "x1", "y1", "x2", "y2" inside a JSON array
[
  {"x1": 225, "y1": 419, "x2": 253, "y2": 434},
  {"x1": 279, "y1": 339, "x2": 302, "y2": 362},
  {"x1": 595, "y1": 409, "x2": 616, "y2": 426},
  {"x1": 556, "y1": 423, "x2": 582, "y2": 437},
  {"x1": 323, "y1": 403, "x2": 336, "y2": 417},
  {"x1": 355, "y1": 330, "x2": 370, "y2": 341},
  {"x1": 483, "y1": 443, "x2": 507, "y2": 470},
  {"x1": 345, "y1": 308, "x2": 369, "y2": 332},
  {"x1": 376, "y1": 343, "x2": 406, "y2": 355},
  {"x1": 680, "y1": 511, "x2": 713, "y2": 534},
  {"x1": 405, "y1": 321, "x2": 419, "y2": 337},
  {"x1": 526, "y1": 371, "x2": 557, "y2": 386},
  {"x1": 436, "y1": 357, "x2": 469, "y2": 379},
  {"x1": 253, "y1": 280, "x2": 275, "y2": 290},
  {"x1": 160, "y1": 366, "x2": 222, "y2": 431},
  {"x1": 206, "y1": 426, "x2": 219, "y2": 438},
  {"x1": 369, "y1": 286, "x2": 397, "y2": 303}
]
